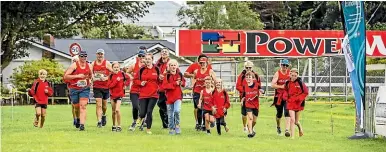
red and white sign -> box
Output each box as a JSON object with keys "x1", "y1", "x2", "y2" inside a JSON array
[
  {"x1": 176, "y1": 30, "x2": 386, "y2": 57},
  {"x1": 69, "y1": 43, "x2": 82, "y2": 56}
]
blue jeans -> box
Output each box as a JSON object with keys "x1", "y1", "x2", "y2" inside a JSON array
[{"x1": 167, "y1": 100, "x2": 181, "y2": 129}]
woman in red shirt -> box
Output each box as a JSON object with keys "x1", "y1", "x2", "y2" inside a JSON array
[
  {"x1": 163, "y1": 59, "x2": 186, "y2": 135},
  {"x1": 134, "y1": 53, "x2": 161, "y2": 134},
  {"x1": 197, "y1": 76, "x2": 215, "y2": 134},
  {"x1": 108, "y1": 62, "x2": 130, "y2": 132},
  {"x1": 64, "y1": 51, "x2": 93, "y2": 131},
  {"x1": 241, "y1": 72, "x2": 263, "y2": 138},
  {"x1": 286, "y1": 68, "x2": 308, "y2": 139},
  {"x1": 28, "y1": 69, "x2": 53, "y2": 128},
  {"x1": 212, "y1": 78, "x2": 230, "y2": 135}
]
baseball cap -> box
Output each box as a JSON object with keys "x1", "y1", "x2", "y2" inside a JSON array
[
  {"x1": 199, "y1": 57, "x2": 208, "y2": 62},
  {"x1": 79, "y1": 51, "x2": 87, "y2": 55},
  {"x1": 281, "y1": 59, "x2": 289, "y2": 65},
  {"x1": 138, "y1": 50, "x2": 146, "y2": 56},
  {"x1": 96, "y1": 49, "x2": 105, "y2": 54}
]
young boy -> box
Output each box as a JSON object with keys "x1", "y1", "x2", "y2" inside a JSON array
[
  {"x1": 163, "y1": 59, "x2": 186, "y2": 135},
  {"x1": 198, "y1": 76, "x2": 215, "y2": 134},
  {"x1": 212, "y1": 78, "x2": 230, "y2": 135},
  {"x1": 108, "y1": 62, "x2": 130, "y2": 132},
  {"x1": 241, "y1": 72, "x2": 263, "y2": 138},
  {"x1": 28, "y1": 69, "x2": 53, "y2": 128}
]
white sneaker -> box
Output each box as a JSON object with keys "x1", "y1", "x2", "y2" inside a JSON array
[{"x1": 243, "y1": 127, "x2": 248, "y2": 133}]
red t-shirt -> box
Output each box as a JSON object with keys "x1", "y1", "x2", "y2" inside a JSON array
[
  {"x1": 130, "y1": 58, "x2": 143, "y2": 94},
  {"x1": 68, "y1": 62, "x2": 92, "y2": 90},
  {"x1": 243, "y1": 82, "x2": 260, "y2": 109},
  {"x1": 201, "y1": 89, "x2": 214, "y2": 111},
  {"x1": 193, "y1": 69, "x2": 210, "y2": 93},
  {"x1": 185, "y1": 62, "x2": 212, "y2": 74},
  {"x1": 93, "y1": 60, "x2": 110, "y2": 89}
]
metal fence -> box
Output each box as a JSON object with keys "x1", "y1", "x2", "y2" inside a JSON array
[{"x1": 179, "y1": 56, "x2": 385, "y2": 102}]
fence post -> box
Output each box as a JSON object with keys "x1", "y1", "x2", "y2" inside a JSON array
[
  {"x1": 266, "y1": 60, "x2": 269, "y2": 96},
  {"x1": 345, "y1": 67, "x2": 348, "y2": 102},
  {"x1": 314, "y1": 58, "x2": 317, "y2": 102},
  {"x1": 329, "y1": 57, "x2": 332, "y2": 102}
]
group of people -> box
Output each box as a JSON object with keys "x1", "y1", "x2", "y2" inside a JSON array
[{"x1": 28, "y1": 46, "x2": 309, "y2": 139}]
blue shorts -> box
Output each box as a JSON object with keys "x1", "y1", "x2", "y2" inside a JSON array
[{"x1": 69, "y1": 87, "x2": 90, "y2": 104}]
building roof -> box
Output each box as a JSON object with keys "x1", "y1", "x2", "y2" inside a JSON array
[{"x1": 52, "y1": 39, "x2": 176, "y2": 61}]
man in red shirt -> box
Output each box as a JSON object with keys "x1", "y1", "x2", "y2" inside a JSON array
[
  {"x1": 28, "y1": 69, "x2": 53, "y2": 128},
  {"x1": 183, "y1": 54, "x2": 213, "y2": 130},
  {"x1": 155, "y1": 48, "x2": 170, "y2": 129},
  {"x1": 91, "y1": 49, "x2": 113, "y2": 128}
]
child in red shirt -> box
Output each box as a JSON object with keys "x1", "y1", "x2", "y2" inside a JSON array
[
  {"x1": 163, "y1": 59, "x2": 186, "y2": 135},
  {"x1": 28, "y1": 69, "x2": 53, "y2": 128},
  {"x1": 198, "y1": 76, "x2": 215, "y2": 134},
  {"x1": 108, "y1": 62, "x2": 130, "y2": 132},
  {"x1": 212, "y1": 78, "x2": 230, "y2": 135}
]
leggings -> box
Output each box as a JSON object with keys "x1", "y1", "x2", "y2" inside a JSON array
[
  {"x1": 139, "y1": 98, "x2": 158, "y2": 129},
  {"x1": 130, "y1": 93, "x2": 140, "y2": 121},
  {"x1": 274, "y1": 97, "x2": 289, "y2": 118},
  {"x1": 216, "y1": 117, "x2": 227, "y2": 135}
]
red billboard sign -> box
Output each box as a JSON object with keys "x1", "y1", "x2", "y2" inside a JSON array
[{"x1": 176, "y1": 30, "x2": 386, "y2": 57}]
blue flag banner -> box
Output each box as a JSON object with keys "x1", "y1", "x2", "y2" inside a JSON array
[{"x1": 341, "y1": 1, "x2": 366, "y2": 132}]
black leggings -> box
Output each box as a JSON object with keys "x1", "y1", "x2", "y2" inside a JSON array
[
  {"x1": 216, "y1": 117, "x2": 227, "y2": 135},
  {"x1": 274, "y1": 97, "x2": 289, "y2": 118},
  {"x1": 139, "y1": 98, "x2": 158, "y2": 129},
  {"x1": 130, "y1": 93, "x2": 140, "y2": 121},
  {"x1": 157, "y1": 92, "x2": 168, "y2": 128}
]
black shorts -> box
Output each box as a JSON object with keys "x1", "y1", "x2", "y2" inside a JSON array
[
  {"x1": 274, "y1": 97, "x2": 290, "y2": 118},
  {"x1": 203, "y1": 110, "x2": 213, "y2": 116},
  {"x1": 112, "y1": 97, "x2": 122, "y2": 102},
  {"x1": 241, "y1": 100, "x2": 247, "y2": 116},
  {"x1": 246, "y1": 108, "x2": 259, "y2": 117},
  {"x1": 93, "y1": 88, "x2": 110, "y2": 100},
  {"x1": 35, "y1": 104, "x2": 47, "y2": 109},
  {"x1": 193, "y1": 92, "x2": 201, "y2": 109}
]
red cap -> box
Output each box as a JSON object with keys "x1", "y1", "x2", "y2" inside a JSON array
[{"x1": 199, "y1": 57, "x2": 208, "y2": 62}]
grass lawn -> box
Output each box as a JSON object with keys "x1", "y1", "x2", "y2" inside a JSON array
[{"x1": 1, "y1": 102, "x2": 385, "y2": 152}]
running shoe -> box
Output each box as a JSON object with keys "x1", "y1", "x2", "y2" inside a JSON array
[
  {"x1": 97, "y1": 122, "x2": 102, "y2": 128},
  {"x1": 73, "y1": 119, "x2": 76, "y2": 126},
  {"x1": 116, "y1": 126, "x2": 122, "y2": 132},
  {"x1": 129, "y1": 122, "x2": 136, "y2": 131},
  {"x1": 146, "y1": 130, "x2": 152, "y2": 135},
  {"x1": 195, "y1": 124, "x2": 200, "y2": 131},
  {"x1": 175, "y1": 128, "x2": 181, "y2": 134},
  {"x1": 112, "y1": 126, "x2": 116, "y2": 131},
  {"x1": 75, "y1": 118, "x2": 80, "y2": 128},
  {"x1": 210, "y1": 122, "x2": 215, "y2": 128},
  {"x1": 243, "y1": 127, "x2": 248, "y2": 133},
  {"x1": 101, "y1": 115, "x2": 107, "y2": 126},
  {"x1": 277, "y1": 127, "x2": 282, "y2": 135},
  {"x1": 285, "y1": 130, "x2": 290, "y2": 137},
  {"x1": 169, "y1": 130, "x2": 175, "y2": 135},
  {"x1": 79, "y1": 124, "x2": 85, "y2": 131}
]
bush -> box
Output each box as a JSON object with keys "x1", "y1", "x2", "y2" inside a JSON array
[{"x1": 10, "y1": 59, "x2": 65, "y2": 91}]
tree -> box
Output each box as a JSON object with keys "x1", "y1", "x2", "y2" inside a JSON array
[
  {"x1": 1, "y1": 1, "x2": 154, "y2": 69},
  {"x1": 177, "y1": 1, "x2": 264, "y2": 30},
  {"x1": 10, "y1": 59, "x2": 64, "y2": 91},
  {"x1": 81, "y1": 24, "x2": 154, "y2": 39}
]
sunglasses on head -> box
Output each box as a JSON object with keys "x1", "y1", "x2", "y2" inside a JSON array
[
  {"x1": 80, "y1": 55, "x2": 87, "y2": 57},
  {"x1": 281, "y1": 64, "x2": 288, "y2": 67}
]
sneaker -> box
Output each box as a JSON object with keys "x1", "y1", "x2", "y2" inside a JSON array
[
  {"x1": 112, "y1": 126, "x2": 117, "y2": 131},
  {"x1": 285, "y1": 130, "x2": 290, "y2": 137},
  {"x1": 201, "y1": 125, "x2": 206, "y2": 131},
  {"x1": 195, "y1": 124, "x2": 200, "y2": 131},
  {"x1": 210, "y1": 122, "x2": 215, "y2": 128},
  {"x1": 251, "y1": 131, "x2": 256, "y2": 137},
  {"x1": 243, "y1": 127, "x2": 248, "y2": 133},
  {"x1": 79, "y1": 124, "x2": 85, "y2": 131},
  {"x1": 129, "y1": 122, "x2": 136, "y2": 131},
  {"x1": 247, "y1": 133, "x2": 253, "y2": 138},
  {"x1": 143, "y1": 122, "x2": 147, "y2": 128},
  {"x1": 175, "y1": 127, "x2": 181, "y2": 134},
  {"x1": 116, "y1": 126, "x2": 122, "y2": 132},
  {"x1": 73, "y1": 119, "x2": 76, "y2": 126},
  {"x1": 146, "y1": 130, "x2": 152, "y2": 135},
  {"x1": 75, "y1": 118, "x2": 80, "y2": 128},
  {"x1": 277, "y1": 127, "x2": 282, "y2": 135},
  {"x1": 101, "y1": 115, "x2": 107, "y2": 126},
  {"x1": 169, "y1": 130, "x2": 175, "y2": 135},
  {"x1": 97, "y1": 122, "x2": 102, "y2": 128}
]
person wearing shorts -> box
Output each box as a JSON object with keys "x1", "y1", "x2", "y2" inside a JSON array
[
  {"x1": 271, "y1": 59, "x2": 291, "y2": 136},
  {"x1": 28, "y1": 69, "x2": 53, "y2": 128},
  {"x1": 64, "y1": 51, "x2": 93, "y2": 131},
  {"x1": 197, "y1": 76, "x2": 215, "y2": 134},
  {"x1": 92, "y1": 49, "x2": 113, "y2": 128},
  {"x1": 286, "y1": 68, "x2": 308, "y2": 139}
]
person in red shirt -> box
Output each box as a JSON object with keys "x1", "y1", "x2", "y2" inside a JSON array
[
  {"x1": 236, "y1": 61, "x2": 258, "y2": 133},
  {"x1": 212, "y1": 78, "x2": 230, "y2": 135},
  {"x1": 134, "y1": 53, "x2": 161, "y2": 134},
  {"x1": 91, "y1": 49, "x2": 113, "y2": 128},
  {"x1": 155, "y1": 48, "x2": 170, "y2": 129},
  {"x1": 270, "y1": 59, "x2": 291, "y2": 136},
  {"x1": 193, "y1": 57, "x2": 216, "y2": 131},
  {"x1": 241, "y1": 72, "x2": 263, "y2": 138},
  {"x1": 162, "y1": 59, "x2": 186, "y2": 135},
  {"x1": 197, "y1": 76, "x2": 215, "y2": 134},
  {"x1": 285, "y1": 68, "x2": 308, "y2": 139},
  {"x1": 64, "y1": 51, "x2": 93, "y2": 131},
  {"x1": 183, "y1": 54, "x2": 212, "y2": 130},
  {"x1": 108, "y1": 62, "x2": 130, "y2": 132},
  {"x1": 28, "y1": 69, "x2": 53, "y2": 128},
  {"x1": 64, "y1": 55, "x2": 79, "y2": 127},
  {"x1": 127, "y1": 47, "x2": 146, "y2": 131}
]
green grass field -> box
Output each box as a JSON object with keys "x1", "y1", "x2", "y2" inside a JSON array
[{"x1": 1, "y1": 102, "x2": 385, "y2": 152}]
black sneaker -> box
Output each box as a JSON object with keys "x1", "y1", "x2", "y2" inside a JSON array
[
  {"x1": 101, "y1": 115, "x2": 107, "y2": 126},
  {"x1": 277, "y1": 127, "x2": 282, "y2": 135},
  {"x1": 116, "y1": 126, "x2": 122, "y2": 132},
  {"x1": 195, "y1": 124, "x2": 200, "y2": 131},
  {"x1": 79, "y1": 124, "x2": 85, "y2": 131},
  {"x1": 112, "y1": 126, "x2": 117, "y2": 131},
  {"x1": 97, "y1": 122, "x2": 102, "y2": 128},
  {"x1": 129, "y1": 122, "x2": 136, "y2": 131},
  {"x1": 75, "y1": 119, "x2": 80, "y2": 128},
  {"x1": 210, "y1": 122, "x2": 215, "y2": 128},
  {"x1": 248, "y1": 134, "x2": 253, "y2": 138},
  {"x1": 285, "y1": 130, "x2": 290, "y2": 137},
  {"x1": 201, "y1": 125, "x2": 206, "y2": 131},
  {"x1": 251, "y1": 131, "x2": 256, "y2": 137}
]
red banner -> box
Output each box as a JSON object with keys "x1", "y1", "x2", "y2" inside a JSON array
[{"x1": 176, "y1": 30, "x2": 386, "y2": 57}]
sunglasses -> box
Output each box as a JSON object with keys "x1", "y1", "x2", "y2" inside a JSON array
[
  {"x1": 281, "y1": 64, "x2": 289, "y2": 67},
  {"x1": 138, "y1": 55, "x2": 145, "y2": 58},
  {"x1": 246, "y1": 67, "x2": 252, "y2": 69},
  {"x1": 80, "y1": 55, "x2": 87, "y2": 58},
  {"x1": 97, "y1": 53, "x2": 104, "y2": 55}
]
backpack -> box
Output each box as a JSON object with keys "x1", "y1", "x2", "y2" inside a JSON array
[
  {"x1": 166, "y1": 72, "x2": 183, "y2": 83},
  {"x1": 139, "y1": 65, "x2": 160, "y2": 81},
  {"x1": 110, "y1": 71, "x2": 127, "y2": 82}
]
